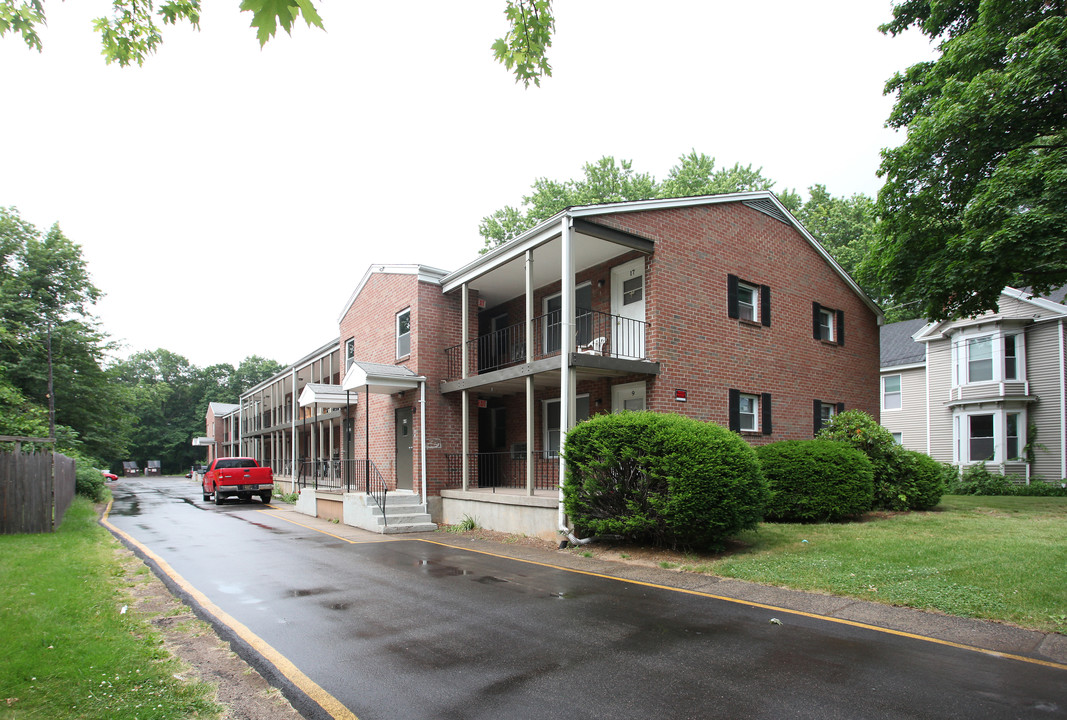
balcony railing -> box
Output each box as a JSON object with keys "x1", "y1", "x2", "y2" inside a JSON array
[
  {"x1": 445, "y1": 308, "x2": 648, "y2": 381},
  {"x1": 444, "y1": 452, "x2": 559, "y2": 491}
]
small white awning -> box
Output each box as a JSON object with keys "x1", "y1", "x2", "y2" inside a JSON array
[
  {"x1": 342, "y1": 361, "x2": 425, "y2": 395},
  {"x1": 298, "y1": 383, "x2": 354, "y2": 408},
  {"x1": 192, "y1": 437, "x2": 215, "y2": 446}
]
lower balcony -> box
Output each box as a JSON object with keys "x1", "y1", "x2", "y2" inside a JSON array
[{"x1": 444, "y1": 452, "x2": 559, "y2": 492}]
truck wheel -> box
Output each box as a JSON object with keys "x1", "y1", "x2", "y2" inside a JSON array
[
  {"x1": 214, "y1": 488, "x2": 224, "y2": 505},
  {"x1": 203, "y1": 491, "x2": 210, "y2": 502},
  {"x1": 261, "y1": 491, "x2": 272, "y2": 505}
]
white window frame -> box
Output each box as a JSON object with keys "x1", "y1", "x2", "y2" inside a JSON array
[
  {"x1": 737, "y1": 281, "x2": 758, "y2": 323},
  {"x1": 882, "y1": 374, "x2": 902, "y2": 411},
  {"x1": 396, "y1": 308, "x2": 411, "y2": 358},
  {"x1": 817, "y1": 308, "x2": 835, "y2": 342},
  {"x1": 345, "y1": 337, "x2": 355, "y2": 370},
  {"x1": 739, "y1": 393, "x2": 759, "y2": 432},
  {"x1": 543, "y1": 394, "x2": 590, "y2": 458},
  {"x1": 952, "y1": 329, "x2": 1026, "y2": 387},
  {"x1": 892, "y1": 432, "x2": 904, "y2": 445},
  {"x1": 953, "y1": 408, "x2": 1027, "y2": 465}
]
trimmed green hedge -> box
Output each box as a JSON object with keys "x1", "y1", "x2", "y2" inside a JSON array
[
  {"x1": 757, "y1": 439, "x2": 874, "y2": 522},
  {"x1": 562, "y1": 411, "x2": 767, "y2": 550}
]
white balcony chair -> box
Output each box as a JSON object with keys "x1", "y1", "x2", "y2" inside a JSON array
[{"x1": 578, "y1": 337, "x2": 607, "y2": 355}]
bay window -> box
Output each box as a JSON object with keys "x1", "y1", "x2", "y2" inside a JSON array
[{"x1": 952, "y1": 330, "x2": 1025, "y2": 386}]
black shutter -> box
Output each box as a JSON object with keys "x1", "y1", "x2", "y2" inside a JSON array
[
  {"x1": 836, "y1": 402, "x2": 845, "y2": 415},
  {"x1": 761, "y1": 393, "x2": 772, "y2": 435},
  {"x1": 761, "y1": 285, "x2": 771, "y2": 327},
  {"x1": 836, "y1": 310, "x2": 845, "y2": 346},
  {"x1": 728, "y1": 388, "x2": 740, "y2": 432},
  {"x1": 727, "y1": 274, "x2": 739, "y2": 319},
  {"x1": 813, "y1": 399, "x2": 822, "y2": 436},
  {"x1": 812, "y1": 302, "x2": 822, "y2": 340}
]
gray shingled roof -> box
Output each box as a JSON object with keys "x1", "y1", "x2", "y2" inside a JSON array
[
  {"x1": 880, "y1": 318, "x2": 928, "y2": 368},
  {"x1": 1020, "y1": 285, "x2": 1067, "y2": 305}
]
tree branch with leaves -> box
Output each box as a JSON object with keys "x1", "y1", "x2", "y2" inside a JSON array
[{"x1": 1, "y1": 0, "x2": 555, "y2": 86}]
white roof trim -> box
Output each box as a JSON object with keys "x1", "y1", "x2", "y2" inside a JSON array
[
  {"x1": 298, "y1": 383, "x2": 353, "y2": 408},
  {"x1": 341, "y1": 361, "x2": 425, "y2": 395},
  {"x1": 880, "y1": 362, "x2": 926, "y2": 373},
  {"x1": 439, "y1": 191, "x2": 882, "y2": 318},
  {"x1": 336, "y1": 264, "x2": 450, "y2": 325}
]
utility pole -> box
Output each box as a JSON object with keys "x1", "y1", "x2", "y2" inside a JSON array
[{"x1": 46, "y1": 322, "x2": 55, "y2": 441}]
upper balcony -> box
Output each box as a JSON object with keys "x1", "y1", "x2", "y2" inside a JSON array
[{"x1": 442, "y1": 306, "x2": 657, "y2": 394}]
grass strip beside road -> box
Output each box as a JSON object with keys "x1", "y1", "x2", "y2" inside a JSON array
[
  {"x1": 682, "y1": 495, "x2": 1067, "y2": 634},
  {"x1": 0, "y1": 497, "x2": 221, "y2": 720}
]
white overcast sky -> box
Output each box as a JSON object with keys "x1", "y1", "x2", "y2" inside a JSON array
[{"x1": 1, "y1": 1, "x2": 934, "y2": 369}]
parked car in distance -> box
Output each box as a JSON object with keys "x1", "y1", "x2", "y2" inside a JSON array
[
  {"x1": 202, "y1": 457, "x2": 274, "y2": 505},
  {"x1": 102, "y1": 471, "x2": 118, "y2": 481}
]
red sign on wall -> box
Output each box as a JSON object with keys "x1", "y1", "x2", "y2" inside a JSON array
[{"x1": 675, "y1": 389, "x2": 687, "y2": 402}]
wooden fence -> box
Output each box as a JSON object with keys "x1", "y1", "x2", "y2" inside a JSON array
[{"x1": 0, "y1": 437, "x2": 76, "y2": 534}]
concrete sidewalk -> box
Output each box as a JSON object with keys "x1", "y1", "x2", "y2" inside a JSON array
[{"x1": 262, "y1": 501, "x2": 1067, "y2": 668}]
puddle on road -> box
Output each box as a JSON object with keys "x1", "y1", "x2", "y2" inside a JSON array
[{"x1": 416, "y1": 558, "x2": 474, "y2": 578}]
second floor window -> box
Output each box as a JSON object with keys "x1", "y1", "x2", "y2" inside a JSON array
[
  {"x1": 953, "y1": 331, "x2": 1023, "y2": 386},
  {"x1": 397, "y1": 309, "x2": 411, "y2": 358},
  {"x1": 345, "y1": 338, "x2": 355, "y2": 369},
  {"x1": 882, "y1": 375, "x2": 902, "y2": 410}
]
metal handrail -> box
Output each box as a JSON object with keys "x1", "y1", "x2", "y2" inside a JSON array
[{"x1": 298, "y1": 457, "x2": 390, "y2": 526}]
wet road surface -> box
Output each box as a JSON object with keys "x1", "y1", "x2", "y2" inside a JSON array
[{"x1": 105, "y1": 477, "x2": 1067, "y2": 720}]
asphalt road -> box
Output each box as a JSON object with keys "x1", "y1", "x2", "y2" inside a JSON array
[{"x1": 104, "y1": 477, "x2": 1067, "y2": 720}]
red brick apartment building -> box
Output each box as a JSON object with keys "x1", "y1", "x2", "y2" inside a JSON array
[{"x1": 220, "y1": 192, "x2": 882, "y2": 539}]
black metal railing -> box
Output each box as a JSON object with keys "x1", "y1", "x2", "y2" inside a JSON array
[
  {"x1": 444, "y1": 452, "x2": 559, "y2": 491},
  {"x1": 444, "y1": 308, "x2": 648, "y2": 381},
  {"x1": 296, "y1": 457, "x2": 390, "y2": 524}
]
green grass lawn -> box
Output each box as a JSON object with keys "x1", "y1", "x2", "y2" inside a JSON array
[
  {"x1": 0, "y1": 497, "x2": 221, "y2": 720},
  {"x1": 684, "y1": 495, "x2": 1067, "y2": 634}
]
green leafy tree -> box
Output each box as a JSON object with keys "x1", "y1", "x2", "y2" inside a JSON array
[
  {"x1": 0, "y1": 207, "x2": 129, "y2": 461},
  {"x1": 478, "y1": 152, "x2": 800, "y2": 253},
  {"x1": 871, "y1": 0, "x2": 1067, "y2": 321},
  {"x1": 1, "y1": 0, "x2": 555, "y2": 85}
]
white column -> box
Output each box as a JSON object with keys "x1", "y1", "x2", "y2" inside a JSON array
[
  {"x1": 461, "y1": 282, "x2": 470, "y2": 490},
  {"x1": 290, "y1": 368, "x2": 298, "y2": 493},
  {"x1": 420, "y1": 380, "x2": 427, "y2": 506},
  {"x1": 526, "y1": 249, "x2": 535, "y2": 495}
]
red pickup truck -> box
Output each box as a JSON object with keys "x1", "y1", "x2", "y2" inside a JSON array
[{"x1": 202, "y1": 457, "x2": 274, "y2": 505}]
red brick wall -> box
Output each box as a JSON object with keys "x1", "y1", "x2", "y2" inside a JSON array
[
  {"x1": 337, "y1": 270, "x2": 473, "y2": 495},
  {"x1": 589, "y1": 202, "x2": 880, "y2": 444}
]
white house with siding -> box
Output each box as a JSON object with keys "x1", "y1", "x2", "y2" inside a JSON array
[{"x1": 879, "y1": 287, "x2": 1067, "y2": 482}]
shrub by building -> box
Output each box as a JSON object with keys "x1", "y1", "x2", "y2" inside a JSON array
[
  {"x1": 562, "y1": 411, "x2": 768, "y2": 550},
  {"x1": 819, "y1": 410, "x2": 946, "y2": 511},
  {"x1": 757, "y1": 439, "x2": 874, "y2": 522}
]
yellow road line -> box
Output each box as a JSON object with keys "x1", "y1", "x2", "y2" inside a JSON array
[
  {"x1": 418, "y1": 538, "x2": 1067, "y2": 673},
  {"x1": 256, "y1": 509, "x2": 392, "y2": 544},
  {"x1": 100, "y1": 500, "x2": 359, "y2": 720}
]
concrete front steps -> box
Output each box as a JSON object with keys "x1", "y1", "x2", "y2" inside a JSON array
[{"x1": 295, "y1": 488, "x2": 436, "y2": 534}]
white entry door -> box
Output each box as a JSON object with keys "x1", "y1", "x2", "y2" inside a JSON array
[{"x1": 611, "y1": 258, "x2": 646, "y2": 359}]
